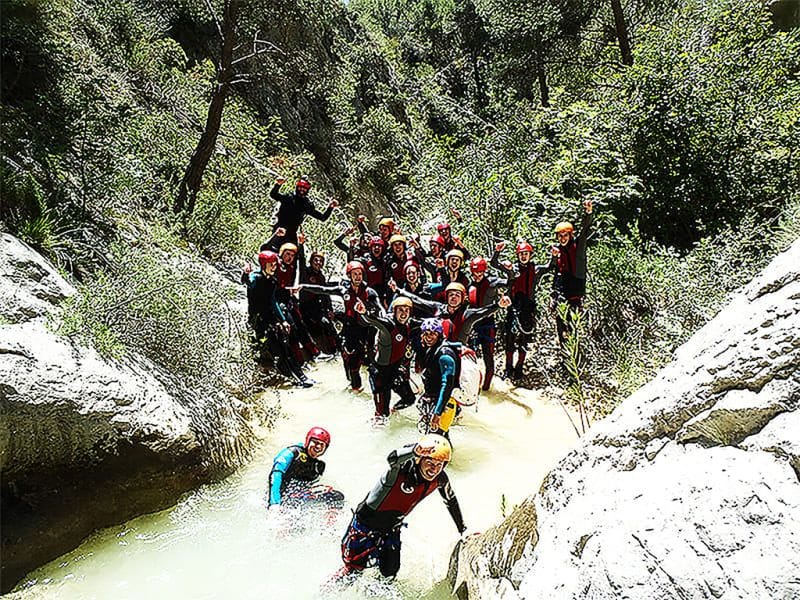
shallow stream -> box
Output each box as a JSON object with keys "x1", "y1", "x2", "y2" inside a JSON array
[{"x1": 12, "y1": 361, "x2": 578, "y2": 599}]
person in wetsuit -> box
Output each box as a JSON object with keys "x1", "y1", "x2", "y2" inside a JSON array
[
  {"x1": 269, "y1": 175, "x2": 338, "y2": 248},
  {"x1": 245, "y1": 250, "x2": 311, "y2": 387},
  {"x1": 355, "y1": 296, "x2": 417, "y2": 420},
  {"x1": 550, "y1": 199, "x2": 593, "y2": 347},
  {"x1": 467, "y1": 256, "x2": 508, "y2": 391},
  {"x1": 268, "y1": 426, "x2": 344, "y2": 510},
  {"x1": 340, "y1": 434, "x2": 465, "y2": 578}
]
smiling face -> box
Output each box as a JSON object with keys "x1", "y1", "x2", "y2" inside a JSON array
[
  {"x1": 418, "y1": 456, "x2": 445, "y2": 481},
  {"x1": 349, "y1": 268, "x2": 364, "y2": 286},
  {"x1": 429, "y1": 241, "x2": 442, "y2": 257},
  {"x1": 439, "y1": 227, "x2": 451, "y2": 241},
  {"x1": 392, "y1": 241, "x2": 405, "y2": 257},
  {"x1": 557, "y1": 231, "x2": 572, "y2": 247},
  {"x1": 311, "y1": 255, "x2": 324, "y2": 270},
  {"x1": 447, "y1": 290, "x2": 463, "y2": 308},
  {"x1": 379, "y1": 224, "x2": 391, "y2": 239},
  {"x1": 306, "y1": 437, "x2": 328, "y2": 458},
  {"x1": 282, "y1": 249, "x2": 297, "y2": 265},
  {"x1": 406, "y1": 265, "x2": 420, "y2": 284},
  {"x1": 263, "y1": 261, "x2": 277, "y2": 276},
  {"x1": 447, "y1": 256, "x2": 462, "y2": 271},
  {"x1": 470, "y1": 268, "x2": 485, "y2": 282},
  {"x1": 394, "y1": 305, "x2": 411, "y2": 324},
  {"x1": 517, "y1": 250, "x2": 531, "y2": 264},
  {"x1": 421, "y1": 329, "x2": 440, "y2": 347}
]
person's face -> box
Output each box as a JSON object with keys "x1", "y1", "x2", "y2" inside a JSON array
[
  {"x1": 296, "y1": 186, "x2": 308, "y2": 197},
  {"x1": 447, "y1": 290, "x2": 463, "y2": 308},
  {"x1": 406, "y1": 266, "x2": 419, "y2": 284},
  {"x1": 379, "y1": 224, "x2": 391, "y2": 238},
  {"x1": 430, "y1": 242, "x2": 442, "y2": 256},
  {"x1": 282, "y1": 250, "x2": 296, "y2": 265},
  {"x1": 517, "y1": 250, "x2": 531, "y2": 264},
  {"x1": 371, "y1": 244, "x2": 383, "y2": 257},
  {"x1": 307, "y1": 438, "x2": 327, "y2": 458},
  {"x1": 557, "y1": 232, "x2": 572, "y2": 247},
  {"x1": 350, "y1": 269, "x2": 364, "y2": 286},
  {"x1": 311, "y1": 256, "x2": 324, "y2": 270},
  {"x1": 263, "y1": 261, "x2": 277, "y2": 276},
  {"x1": 418, "y1": 457, "x2": 445, "y2": 481},
  {"x1": 421, "y1": 330, "x2": 440, "y2": 347},
  {"x1": 471, "y1": 268, "x2": 484, "y2": 282},
  {"x1": 392, "y1": 242, "x2": 405, "y2": 256},
  {"x1": 394, "y1": 305, "x2": 411, "y2": 324},
  {"x1": 447, "y1": 256, "x2": 462, "y2": 271},
  {"x1": 440, "y1": 227, "x2": 451, "y2": 241}
]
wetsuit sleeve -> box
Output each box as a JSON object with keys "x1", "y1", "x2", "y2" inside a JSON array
[
  {"x1": 387, "y1": 445, "x2": 417, "y2": 466},
  {"x1": 490, "y1": 250, "x2": 514, "y2": 277},
  {"x1": 422, "y1": 255, "x2": 439, "y2": 278},
  {"x1": 361, "y1": 313, "x2": 393, "y2": 339},
  {"x1": 301, "y1": 283, "x2": 341, "y2": 297},
  {"x1": 334, "y1": 232, "x2": 350, "y2": 254},
  {"x1": 459, "y1": 305, "x2": 499, "y2": 343},
  {"x1": 305, "y1": 199, "x2": 334, "y2": 222},
  {"x1": 435, "y1": 353, "x2": 457, "y2": 414},
  {"x1": 260, "y1": 230, "x2": 282, "y2": 252},
  {"x1": 268, "y1": 447, "x2": 297, "y2": 506},
  {"x1": 438, "y1": 472, "x2": 466, "y2": 534},
  {"x1": 398, "y1": 288, "x2": 443, "y2": 315},
  {"x1": 357, "y1": 220, "x2": 369, "y2": 234},
  {"x1": 575, "y1": 212, "x2": 593, "y2": 279},
  {"x1": 270, "y1": 183, "x2": 289, "y2": 203}
]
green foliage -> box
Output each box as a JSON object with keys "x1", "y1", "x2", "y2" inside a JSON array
[{"x1": 56, "y1": 226, "x2": 247, "y2": 392}]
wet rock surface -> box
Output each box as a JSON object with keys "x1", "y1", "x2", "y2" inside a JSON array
[{"x1": 450, "y1": 241, "x2": 800, "y2": 599}]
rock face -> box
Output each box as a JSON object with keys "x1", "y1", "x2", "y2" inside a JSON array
[
  {"x1": 0, "y1": 234, "x2": 259, "y2": 593},
  {"x1": 450, "y1": 241, "x2": 800, "y2": 599}
]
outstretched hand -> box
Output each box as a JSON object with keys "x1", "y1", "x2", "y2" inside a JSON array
[
  {"x1": 276, "y1": 227, "x2": 287, "y2": 237},
  {"x1": 275, "y1": 177, "x2": 287, "y2": 186},
  {"x1": 354, "y1": 299, "x2": 366, "y2": 314},
  {"x1": 495, "y1": 241, "x2": 506, "y2": 253},
  {"x1": 584, "y1": 199, "x2": 593, "y2": 214},
  {"x1": 297, "y1": 232, "x2": 306, "y2": 245},
  {"x1": 329, "y1": 198, "x2": 339, "y2": 209}
]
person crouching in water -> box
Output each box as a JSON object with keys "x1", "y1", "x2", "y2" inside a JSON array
[
  {"x1": 354, "y1": 296, "x2": 416, "y2": 423},
  {"x1": 268, "y1": 426, "x2": 343, "y2": 511},
  {"x1": 339, "y1": 434, "x2": 465, "y2": 579}
]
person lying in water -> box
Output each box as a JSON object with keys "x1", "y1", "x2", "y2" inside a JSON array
[{"x1": 268, "y1": 426, "x2": 344, "y2": 510}]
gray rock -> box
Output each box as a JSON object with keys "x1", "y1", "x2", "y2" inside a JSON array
[
  {"x1": 0, "y1": 235, "x2": 262, "y2": 593},
  {"x1": 451, "y1": 240, "x2": 800, "y2": 599}
]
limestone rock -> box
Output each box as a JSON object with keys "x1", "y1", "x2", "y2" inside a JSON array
[
  {"x1": 0, "y1": 234, "x2": 259, "y2": 593},
  {"x1": 451, "y1": 240, "x2": 800, "y2": 599}
]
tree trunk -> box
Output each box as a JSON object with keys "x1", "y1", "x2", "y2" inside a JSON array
[
  {"x1": 174, "y1": 0, "x2": 239, "y2": 216},
  {"x1": 536, "y1": 52, "x2": 549, "y2": 108},
  {"x1": 610, "y1": 0, "x2": 633, "y2": 66}
]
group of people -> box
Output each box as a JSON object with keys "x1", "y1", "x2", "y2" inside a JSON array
[
  {"x1": 250, "y1": 175, "x2": 595, "y2": 583},
  {"x1": 245, "y1": 175, "x2": 594, "y2": 428}
]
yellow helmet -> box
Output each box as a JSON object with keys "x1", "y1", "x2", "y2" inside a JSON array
[
  {"x1": 554, "y1": 222, "x2": 574, "y2": 234},
  {"x1": 279, "y1": 242, "x2": 298, "y2": 255},
  {"x1": 414, "y1": 434, "x2": 452, "y2": 462},
  {"x1": 390, "y1": 296, "x2": 413, "y2": 311},
  {"x1": 445, "y1": 282, "x2": 467, "y2": 297},
  {"x1": 389, "y1": 234, "x2": 407, "y2": 245},
  {"x1": 378, "y1": 217, "x2": 395, "y2": 228},
  {"x1": 446, "y1": 249, "x2": 464, "y2": 261}
]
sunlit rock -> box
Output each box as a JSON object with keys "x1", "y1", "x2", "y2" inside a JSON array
[
  {"x1": 450, "y1": 240, "x2": 800, "y2": 599},
  {"x1": 0, "y1": 233, "x2": 257, "y2": 593}
]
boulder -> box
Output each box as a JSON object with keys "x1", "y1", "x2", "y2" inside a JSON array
[
  {"x1": 450, "y1": 240, "x2": 800, "y2": 599},
  {"x1": 0, "y1": 234, "x2": 260, "y2": 593}
]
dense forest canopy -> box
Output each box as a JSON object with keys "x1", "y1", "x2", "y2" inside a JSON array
[{"x1": 2, "y1": 0, "x2": 798, "y2": 411}]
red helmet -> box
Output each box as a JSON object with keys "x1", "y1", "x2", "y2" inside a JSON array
[
  {"x1": 305, "y1": 426, "x2": 330, "y2": 448},
  {"x1": 296, "y1": 177, "x2": 311, "y2": 193},
  {"x1": 470, "y1": 257, "x2": 488, "y2": 273},
  {"x1": 346, "y1": 261, "x2": 365, "y2": 275},
  {"x1": 429, "y1": 234, "x2": 446, "y2": 248},
  {"x1": 437, "y1": 222, "x2": 451, "y2": 233},
  {"x1": 516, "y1": 241, "x2": 533, "y2": 254},
  {"x1": 369, "y1": 236, "x2": 386, "y2": 249},
  {"x1": 258, "y1": 251, "x2": 278, "y2": 269},
  {"x1": 403, "y1": 260, "x2": 419, "y2": 273}
]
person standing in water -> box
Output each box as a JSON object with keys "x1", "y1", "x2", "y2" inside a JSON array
[{"x1": 338, "y1": 434, "x2": 465, "y2": 579}]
